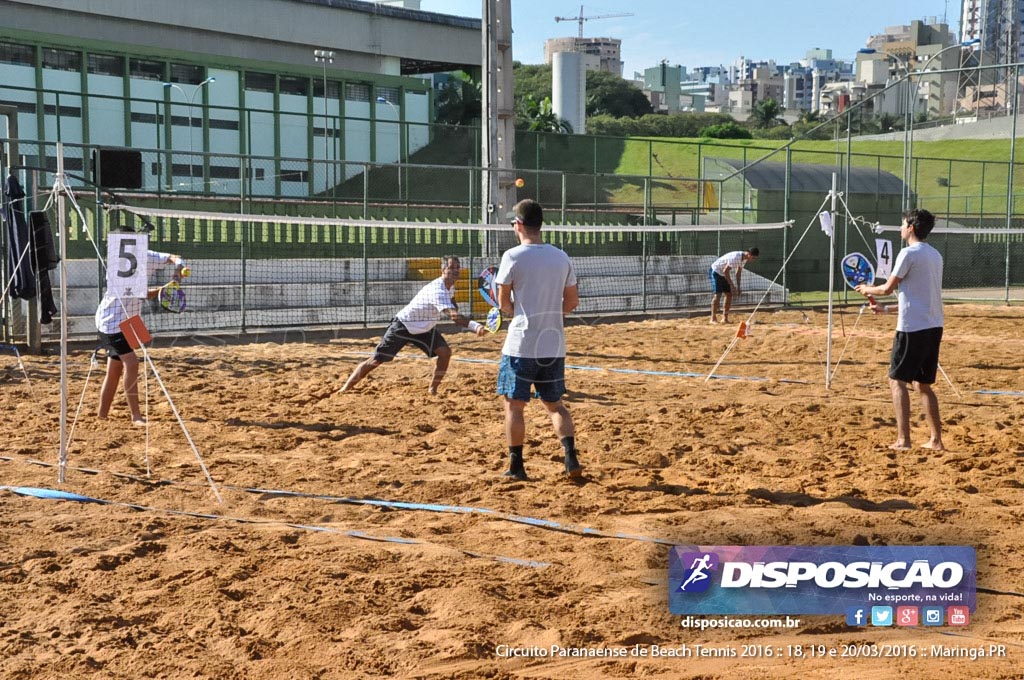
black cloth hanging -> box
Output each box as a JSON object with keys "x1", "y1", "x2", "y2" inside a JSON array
[
  {"x1": 29, "y1": 210, "x2": 58, "y2": 271},
  {"x1": 29, "y1": 211, "x2": 59, "y2": 323},
  {"x1": 3, "y1": 174, "x2": 36, "y2": 300}
]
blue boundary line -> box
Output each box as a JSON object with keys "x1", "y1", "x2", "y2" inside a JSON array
[
  {"x1": 0, "y1": 484, "x2": 551, "y2": 569},
  {"x1": 1, "y1": 456, "x2": 677, "y2": 547}
]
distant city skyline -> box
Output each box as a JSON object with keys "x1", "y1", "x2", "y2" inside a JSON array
[{"x1": 414, "y1": 0, "x2": 951, "y2": 76}]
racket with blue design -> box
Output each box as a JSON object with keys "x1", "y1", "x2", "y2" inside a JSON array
[
  {"x1": 484, "y1": 306, "x2": 503, "y2": 333},
  {"x1": 841, "y1": 252, "x2": 876, "y2": 305},
  {"x1": 477, "y1": 266, "x2": 498, "y2": 308},
  {"x1": 477, "y1": 265, "x2": 503, "y2": 332},
  {"x1": 159, "y1": 261, "x2": 190, "y2": 313}
]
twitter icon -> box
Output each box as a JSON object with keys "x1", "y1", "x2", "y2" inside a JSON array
[{"x1": 871, "y1": 606, "x2": 893, "y2": 626}]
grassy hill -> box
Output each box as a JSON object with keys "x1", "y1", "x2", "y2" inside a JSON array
[{"x1": 612, "y1": 137, "x2": 1024, "y2": 215}]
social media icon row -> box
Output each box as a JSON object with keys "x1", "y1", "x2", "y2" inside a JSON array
[{"x1": 846, "y1": 606, "x2": 969, "y2": 627}]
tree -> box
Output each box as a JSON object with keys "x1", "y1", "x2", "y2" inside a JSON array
[
  {"x1": 435, "y1": 71, "x2": 481, "y2": 126},
  {"x1": 749, "y1": 98, "x2": 784, "y2": 129},
  {"x1": 517, "y1": 94, "x2": 573, "y2": 133},
  {"x1": 585, "y1": 70, "x2": 653, "y2": 118},
  {"x1": 876, "y1": 112, "x2": 899, "y2": 133},
  {"x1": 513, "y1": 62, "x2": 553, "y2": 105}
]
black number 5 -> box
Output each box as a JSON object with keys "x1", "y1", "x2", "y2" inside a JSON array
[{"x1": 117, "y1": 239, "x2": 138, "y2": 278}]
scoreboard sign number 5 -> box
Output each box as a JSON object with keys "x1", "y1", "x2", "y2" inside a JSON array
[
  {"x1": 117, "y1": 238, "x2": 139, "y2": 278},
  {"x1": 106, "y1": 232, "x2": 149, "y2": 299}
]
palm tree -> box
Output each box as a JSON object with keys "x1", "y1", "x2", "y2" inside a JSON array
[
  {"x1": 517, "y1": 95, "x2": 573, "y2": 133},
  {"x1": 750, "y1": 98, "x2": 784, "y2": 129}
]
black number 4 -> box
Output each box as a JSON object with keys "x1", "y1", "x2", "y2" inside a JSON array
[{"x1": 117, "y1": 239, "x2": 138, "y2": 277}]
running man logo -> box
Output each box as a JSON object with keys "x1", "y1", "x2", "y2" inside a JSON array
[{"x1": 677, "y1": 552, "x2": 720, "y2": 593}]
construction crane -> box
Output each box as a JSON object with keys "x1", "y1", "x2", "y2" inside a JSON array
[{"x1": 554, "y1": 5, "x2": 634, "y2": 40}]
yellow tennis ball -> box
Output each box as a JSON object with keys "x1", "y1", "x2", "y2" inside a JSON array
[
  {"x1": 514, "y1": 178, "x2": 525, "y2": 188},
  {"x1": 180, "y1": 266, "x2": 191, "y2": 278}
]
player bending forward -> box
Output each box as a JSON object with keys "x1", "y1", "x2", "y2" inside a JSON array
[{"x1": 340, "y1": 255, "x2": 486, "y2": 395}]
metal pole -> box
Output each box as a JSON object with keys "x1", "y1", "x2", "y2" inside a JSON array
[
  {"x1": 844, "y1": 110, "x2": 852, "y2": 304},
  {"x1": 164, "y1": 78, "x2": 215, "y2": 191},
  {"x1": 642, "y1": 177, "x2": 648, "y2": 312},
  {"x1": 1005, "y1": 63, "x2": 1019, "y2": 304},
  {"x1": 314, "y1": 50, "x2": 335, "y2": 196},
  {"x1": 240, "y1": 155, "x2": 248, "y2": 332},
  {"x1": 826, "y1": 172, "x2": 837, "y2": 390},
  {"x1": 783, "y1": 146, "x2": 791, "y2": 304},
  {"x1": 905, "y1": 69, "x2": 913, "y2": 209},
  {"x1": 56, "y1": 143, "x2": 69, "y2": 483},
  {"x1": 561, "y1": 173, "x2": 567, "y2": 224}
]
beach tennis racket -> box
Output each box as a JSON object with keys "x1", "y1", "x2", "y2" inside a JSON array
[
  {"x1": 841, "y1": 252, "x2": 876, "y2": 305},
  {"x1": 159, "y1": 261, "x2": 189, "y2": 313},
  {"x1": 477, "y1": 265, "x2": 498, "y2": 308},
  {"x1": 159, "y1": 280, "x2": 186, "y2": 313},
  {"x1": 484, "y1": 306, "x2": 503, "y2": 333}
]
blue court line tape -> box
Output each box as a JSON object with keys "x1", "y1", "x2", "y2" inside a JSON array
[
  {"x1": 0, "y1": 485, "x2": 549, "y2": 567},
  {"x1": 248, "y1": 486, "x2": 675, "y2": 545},
  {"x1": 975, "y1": 389, "x2": 1024, "y2": 396},
  {"x1": 5, "y1": 452, "x2": 678, "y2": 546}
]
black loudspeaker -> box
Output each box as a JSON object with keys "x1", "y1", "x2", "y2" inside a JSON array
[{"x1": 94, "y1": 148, "x2": 143, "y2": 189}]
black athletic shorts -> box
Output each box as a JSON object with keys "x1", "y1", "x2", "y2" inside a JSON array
[
  {"x1": 99, "y1": 331, "x2": 134, "y2": 361},
  {"x1": 889, "y1": 327, "x2": 943, "y2": 384},
  {"x1": 372, "y1": 318, "x2": 449, "y2": 362}
]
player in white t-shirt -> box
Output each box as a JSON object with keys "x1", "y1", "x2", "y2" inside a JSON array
[
  {"x1": 96, "y1": 247, "x2": 184, "y2": 425},
  {"x1": 340, "y1": 256, "x2": 486, "y2": 395},
  {"x1": 857, "y1": 208, "x2": 945, "y2": 451},
  {"x1": 708, "y1": 248, "x2": 758, "y2": 324},
  {"x1": 495, "y1": 199, "x2": 582, "y2": 481}
]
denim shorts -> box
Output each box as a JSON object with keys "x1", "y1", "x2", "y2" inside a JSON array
[
  {"x1": 496, "y1": 355, "x2": 566, "y2": 403},
  {"x1": 710, "y1": 269, "x2": 731, "y2": 294}
]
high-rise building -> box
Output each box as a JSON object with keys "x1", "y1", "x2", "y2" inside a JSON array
[
  {"x1": 544, "y1": 37, "x2": 623, "y2": 77},
  {"x1": 961, "y1": 0, "x2": 1024, "y2": 63}
]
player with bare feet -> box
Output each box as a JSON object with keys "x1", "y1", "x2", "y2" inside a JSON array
[
  {"x1": 857, "y1": 209, "x2": 945, "y2": 451},
  {"x1": 709, "y1": 248, "x2": 758, "y2": 324}
]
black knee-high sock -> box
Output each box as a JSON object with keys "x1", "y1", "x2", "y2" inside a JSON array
[{"x1": 560, "y1": 436, "x2": 575, "y2": 455}]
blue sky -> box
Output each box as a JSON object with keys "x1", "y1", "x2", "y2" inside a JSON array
[{"x1": 415, "y1": 0, "x2": 952, "y2": 75}]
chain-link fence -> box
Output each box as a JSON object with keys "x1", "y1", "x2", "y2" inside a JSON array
[{"x1": 3, "y1": 129, "x2": 1024, "y2": 346}]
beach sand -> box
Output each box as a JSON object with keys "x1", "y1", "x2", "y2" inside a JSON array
[{"x1": 1, "y1": 304, "x2": 1022, "y2": 678}]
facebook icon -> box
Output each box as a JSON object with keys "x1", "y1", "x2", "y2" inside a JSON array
[{"x1": 846, "y1": 606, "x2": 867, "y2": 627}]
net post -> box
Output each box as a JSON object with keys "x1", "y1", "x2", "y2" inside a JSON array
[
  {"x1": 240, "y1": 155, "x2": 249, "y2": 332},
  {"x1": 56, "y1": 143, "x2": 69, "y2": 484},
  {"x1": 826, "y1": 173, "x2": 838, "y2": 390},
  {"x1": 783, "y1": 146, "x2": 791, "y2": 304},
  {"x1": 1005, "y1": 63, "x2": 1019, "y2": 304},
  {"x1": 362, "y1": 224, "x2": 368, "y2": 327}
]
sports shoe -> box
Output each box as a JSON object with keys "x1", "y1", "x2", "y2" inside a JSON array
[
  {"x1": 564, "y1": 450, "x2": 583, "y2": 478},
  {"x1": 502, "y1": 452, "x2": 528, "y2": 481}
]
